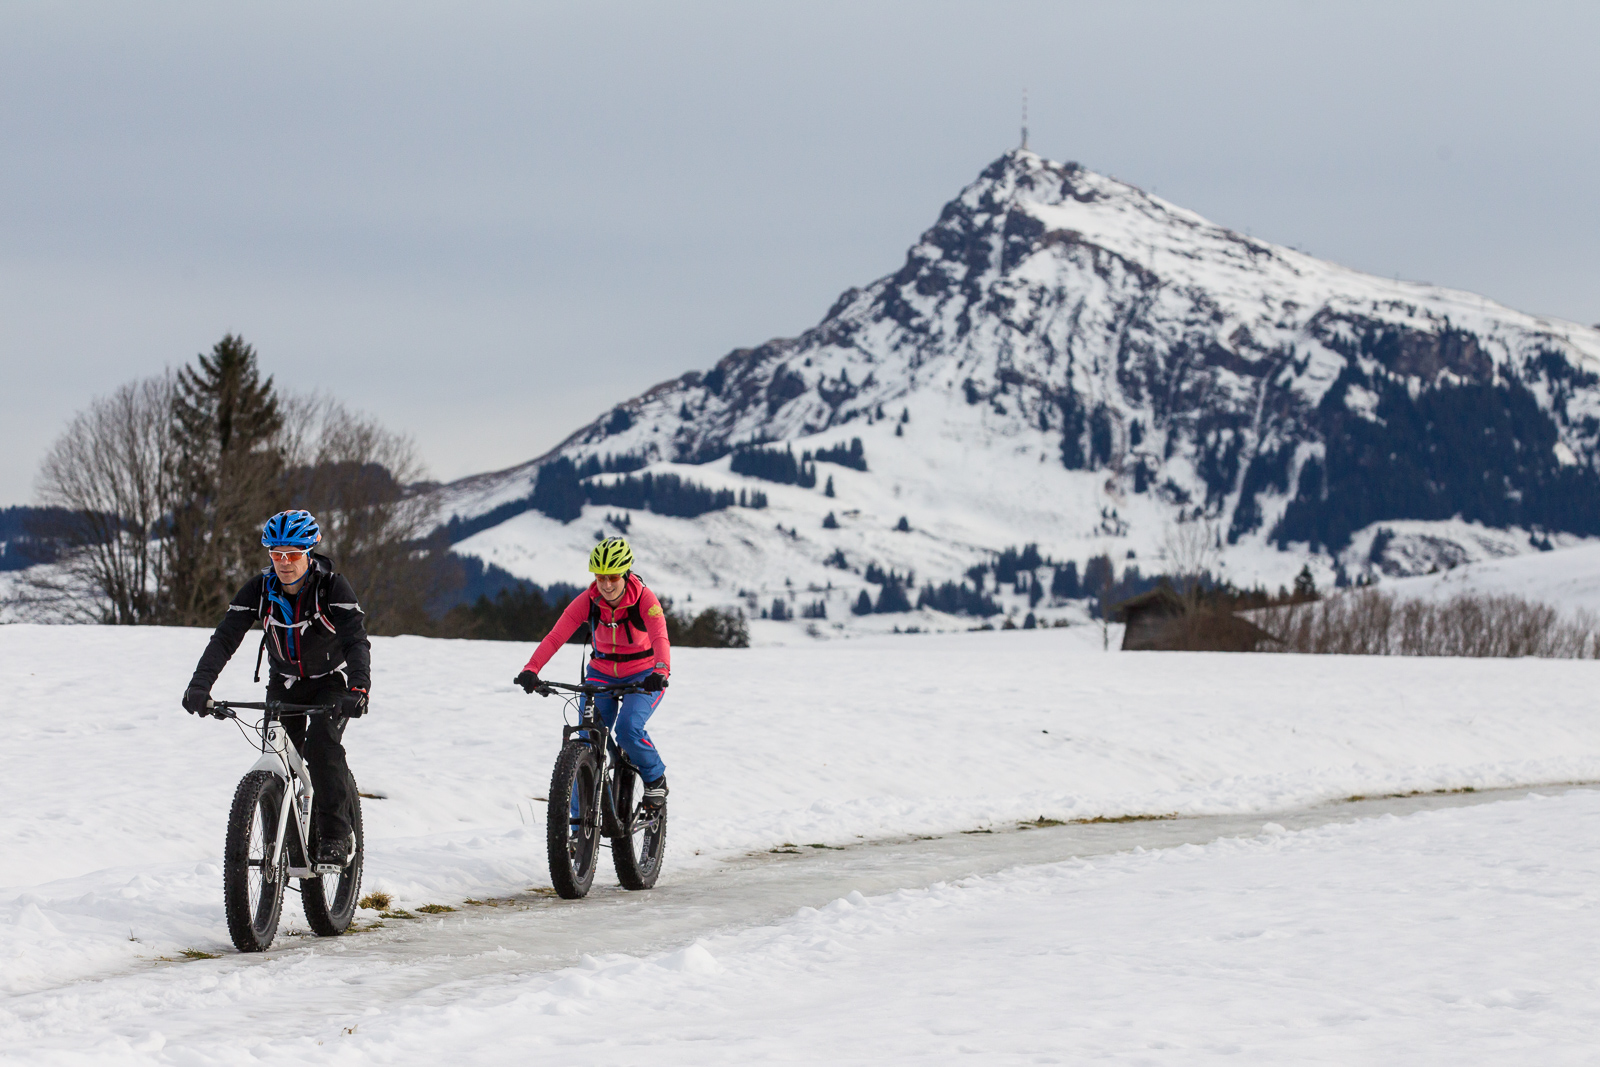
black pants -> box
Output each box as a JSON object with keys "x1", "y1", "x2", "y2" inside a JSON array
[{"x1": 268, "y1": 673, "x2": 355, "y2": 842}]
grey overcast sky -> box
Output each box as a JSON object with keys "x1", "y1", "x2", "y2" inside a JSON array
[{"x1": 2, "y1": 1, "x2": 1597, "y2": 505}]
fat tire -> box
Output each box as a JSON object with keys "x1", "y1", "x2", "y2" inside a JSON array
[
  {"x1": 302, "y1": 770, "x2": 364, "y2": 937},
  {"x1": 547, "y1": 742, "x2": 600, "y2": 899},
  {"x1": 611, "y1": 767, "x2": 667, "y2": 890},
  {"x1": 223, "y1": 770, "x2": 289, "y2": 953}
]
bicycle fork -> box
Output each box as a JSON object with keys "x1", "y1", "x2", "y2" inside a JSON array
[{"x1": 566, "y1": 717, "x2": 626, "y2": 841}]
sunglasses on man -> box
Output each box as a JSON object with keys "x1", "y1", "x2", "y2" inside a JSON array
[{"x1": 267, "y1": 548, "x2": 310, "y2": 562}]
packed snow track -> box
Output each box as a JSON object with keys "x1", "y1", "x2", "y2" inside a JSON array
[{"x1": 4, "y1": 783, "x2": 1586, "y2": 1056}]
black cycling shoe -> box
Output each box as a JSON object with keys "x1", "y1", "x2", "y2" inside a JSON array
[
  {"x1": 315, "y1": 833, "x2": 355, "y2": 867},
  {"x1": 643, "y1": 775, "x2": 668, "y2": 809}
]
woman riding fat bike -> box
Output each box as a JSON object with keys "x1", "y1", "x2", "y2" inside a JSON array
[{"x1": 514, "y1": 536, "x2": 671, "y2": 808}]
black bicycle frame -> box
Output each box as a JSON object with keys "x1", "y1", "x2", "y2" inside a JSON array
[{"x1": 543, "y1": 681, "x2": 655, "y2": 840}]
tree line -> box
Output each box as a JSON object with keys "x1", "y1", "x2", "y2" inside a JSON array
[
  {"x1": 18, "y1": 335, "x2": 443, "y2": 633},
  {"x1": 14, "y1": 336, "x2": 754, "y2": 648}
]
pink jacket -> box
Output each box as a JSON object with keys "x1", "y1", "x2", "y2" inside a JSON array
[{"x1": 523, "y1": 574, "x2": 672, "y2": 681}]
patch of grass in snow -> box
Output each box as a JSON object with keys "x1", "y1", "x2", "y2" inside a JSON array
[
  {"x1": 358, "y1": 892, "x2": 392, "y2": 911},
  {"x1": 768, "y1": 843, "x2": 802, "y2": 854},
  {"x1": 1347, "y1": 787, "x2": 1479, "y2": 803},
  {"x1": 526, "y1": 887, "x2": 560, "y2": 897},
  {"x1": 961, "y1": 828, "x2": 995, "y2": 835},
  {"x1": 378, "y1": 909, "x2": 416, "y2": 920},
  {"x1": 416, "y1": 904, "x2": 456, "y2": 914},
  {"x1": 179, "y1": 949, "x2": 222, "y2": 960},
  {"x1": 1070, "y1": 813, "x2": 1179, "y2": 824},
  {"x1": 807, "y1": 843, "x2": 845, "y2": 850},
  {"x1": 1020, "y1": 817, "x2": 1067, "y2": 828}
]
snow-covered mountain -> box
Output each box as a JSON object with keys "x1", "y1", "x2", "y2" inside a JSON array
[{"x1": 437, "y1": 149, "x2": 1600, "y2": 628}]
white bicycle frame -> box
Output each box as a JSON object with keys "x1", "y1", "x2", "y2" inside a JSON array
[{"x1": 249, "y1": 718, "x2": 340, "y2": 879}]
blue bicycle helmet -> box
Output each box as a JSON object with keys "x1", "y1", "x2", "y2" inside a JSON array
[{"x1": 261, "y1": 509, "x2": 320, "y2": 548}]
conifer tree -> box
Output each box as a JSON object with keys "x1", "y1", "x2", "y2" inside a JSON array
[
  {"x1": 1293, "y1": 564, "x2": 1318, "y2": 601},
  {"x1": 167, "y1": 335, "x2": 285, "y2": 625}
]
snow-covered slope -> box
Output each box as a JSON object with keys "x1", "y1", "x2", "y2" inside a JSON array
[
  {"x1": 1382, "y1": 540, "x2": 1600, "y2": 616},
  {"x1": 437, "y1": 150, "x2": 1600, "y2": 620}
]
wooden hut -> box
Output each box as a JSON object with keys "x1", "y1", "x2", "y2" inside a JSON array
[{"x1": 1113, "y1": 586, "x2": 1277, "y2": 652}]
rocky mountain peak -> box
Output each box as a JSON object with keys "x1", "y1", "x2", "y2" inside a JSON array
[{"x1": 442, "y1": 150, "x2": 1600, "y2": 589}]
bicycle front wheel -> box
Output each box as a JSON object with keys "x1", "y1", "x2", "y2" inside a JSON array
[
  {"x1": 611, "y1": 766, "x2": 667, "y2": 890},
  {"x1": 223, "y1": 770, "x2": 289, "y2": 953},
  {"x1": 303, "y1": 770, "x2": 364, "y2": 937},
  {"x1": 547, "y1": 742, "x2": 601, "y2": 899}
]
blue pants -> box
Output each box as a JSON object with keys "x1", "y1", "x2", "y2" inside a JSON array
[{"x1": 583, "y1": 667, "x2": 666, "y2": 782}]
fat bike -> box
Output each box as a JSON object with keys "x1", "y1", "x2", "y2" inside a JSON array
[
  {"x1": 205, "y1": 699, "x2": 365, "y2": 952},
  {"x1": 534, "y1": 681, "x2": 667, "y2": 899}
]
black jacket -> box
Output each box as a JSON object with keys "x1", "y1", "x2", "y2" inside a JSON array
[{"x1": 188, "y1": 553, "x2": 371, "y2": 693}]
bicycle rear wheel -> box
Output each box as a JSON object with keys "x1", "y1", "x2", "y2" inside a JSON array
[
  {"x1": 611, "y1": 766, "x2": 667, "y2": 890},
  {"x1": 302, "y1": 770, "x2": 364, "y2": 936},
  {"x1": 223, "y1": 770, "x2": 289, "y2": 953},
  {"x1": 547, "y1": 742, "x2": 601, "y2": 899}
]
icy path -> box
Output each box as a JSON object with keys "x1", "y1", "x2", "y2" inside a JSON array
[{"x1": 2, "y1": 785, "x2": 1586, "y2": 1063}]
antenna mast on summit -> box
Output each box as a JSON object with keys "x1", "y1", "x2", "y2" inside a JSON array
[{"x1": 1020, "y1": 88, "x2": 1029, "y2": 150}]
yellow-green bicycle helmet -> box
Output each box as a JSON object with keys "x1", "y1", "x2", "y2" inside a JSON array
[{"x1": 588, "y1": 536, "x2": 634, "y2": 575}]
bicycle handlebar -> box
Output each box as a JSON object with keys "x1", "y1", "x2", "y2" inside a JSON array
[
  {"x1": 206, "y1": 699, "x2": 340, "y2": 720},
  {"x1": 535, "y1": 680, "x2": 651, "y2": 698}
]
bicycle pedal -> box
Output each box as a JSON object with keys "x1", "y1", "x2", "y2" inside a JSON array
[{"x1": 313, "y1": 863, "x2": 347, "y2": 875}]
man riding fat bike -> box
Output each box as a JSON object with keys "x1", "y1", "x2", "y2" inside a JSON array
[
  {"x1": 515, "y1": 536, "x2": 672, "y2": 807},
  {"x1": 182, "y1": 509, "x2": 371, "y2": 866}
]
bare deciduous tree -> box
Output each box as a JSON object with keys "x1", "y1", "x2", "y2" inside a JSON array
[
  {"x1": 26, "y1": 375, "x2": 176, "y2": 623},
  {"x1": 1258, "y1": 588, "x2": 1599, "y2": 659},
  {"x1": 1161, "y1": 517, "x2": 1220, "y2": 610},
  {"x1": 276, "y1": 396, "x2": 443, "y2": 635}
]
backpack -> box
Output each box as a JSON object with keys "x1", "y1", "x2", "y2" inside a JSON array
[
  {"x1": 252, "y1": 566, "x2": 340, "y2": 682},
  {"x1": 586, "y1": 593, "x2": 656, "y2": 664}
]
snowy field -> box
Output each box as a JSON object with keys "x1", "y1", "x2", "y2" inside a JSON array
[
  {"x1": 4, "y1": 623, "x2": 1600, "y2": 1061},
  {"x1": 70, "y1": 788, "x2": 1589, "y2": 1066}
]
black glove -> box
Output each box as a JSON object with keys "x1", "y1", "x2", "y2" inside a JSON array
[
  {"x1": 341, "y1": 688, "x2": 369, "y2": 718},
  {"x1": 183, "y1": 686, "x2": 212, "y2": 716},
  {"x1": 640, "y1": 673, "x2": 668, "y2": 693},
  {"x1": 514, "y1": 670, "x2": 543, "y2": 694}
]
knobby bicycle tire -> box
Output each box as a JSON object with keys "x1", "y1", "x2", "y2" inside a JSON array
[
  {"x1": 302, "y1": 769, "x2": 364, "y2": 937},
  {"x1": 547, "y1": 742, "x2": 601, "y2": 899},
  {"x1": 223, "y1": 770, "x2": 289, "y2": 953},
  {"x1": 611, "y1": 766, "x2": 667, "y2": 890}
]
